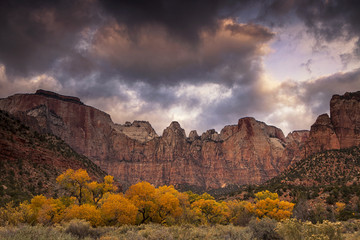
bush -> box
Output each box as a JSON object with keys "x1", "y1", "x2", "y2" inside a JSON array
[
  {"x1": 248, "y1": 218, "x2": 282, "y2": 240},
  {"x1": 102, "y1": 223, "x2": 252, "y2": 240},
  {"x1": 277, "y1": 219, "x2": 342, "y2": 240},
  {"x1": 0, "y1": 225, "x2": 77, "y2": 240},
  {"x1": 64, "y1": 219, "x2": 103, "y2": 239}
]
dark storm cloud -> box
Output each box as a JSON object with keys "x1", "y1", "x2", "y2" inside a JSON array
[
  {"x1": 295, "y1": 0, "x2": 360, "y2": 43},
  {"x1": 91, "y1": 20, "x2": 273, "y2": 88},
  {"x1": 98, "y1": 0, "x2": 251, "y2": 44},
  {"x1": 0, "y1": 0, "x2": 268, "y2": 99},
  {"x1": 256, "y1": 0, "x2": 360, "y2": 54},
  {"x1": 0, "y1": 0, "x2": 100, "y2": 76}
]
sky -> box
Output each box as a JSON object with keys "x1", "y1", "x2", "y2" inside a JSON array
[{"x1": 1, "y1": 0, "x2": 360, "y2": 136}]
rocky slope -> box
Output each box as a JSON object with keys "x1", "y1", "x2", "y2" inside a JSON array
[
  {"x1": 0, "y1": 109, "x2": 107, "y2": 206},
  {"x1": 221, "y1": 146, "x2": 360, "y2": 221},
  {"x1": 0, "y1": 90, "x2": 359, "y2": 190}
]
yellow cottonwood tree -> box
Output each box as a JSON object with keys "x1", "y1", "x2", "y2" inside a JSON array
[
  {"x1": 153, "y1": 185, "x2": 183, "y2": 224},
  {"x1": 56, "y1": 169, "x2": 117, "y2": 205},
  {"x1": 255, "y1": 190, "x2": 279, "y2": 200},
  {"x1": 186, "y1": 191, "x2": 214, "y2": 204},
  {"x1": 100, "y1": 193, "x2": 138, "y2": 225},
  {"x1": 191, "y1": 199, "x2": 229, "y2": 224},
  {"x1": 125, "y1": 181, "x2": 156, "y2": 224},
  {"x1": 63, "y1": 203, "x2": 102, "y2": 226},
  {"x1": 252, "y1": 190, "x2": 294, "y2": 221},
  {"x1": 56, "y1": 169, "x2": 91, "y2": 205},
  {"x1": 88, "y1": 175, "x2": 117, "y2": 205}
]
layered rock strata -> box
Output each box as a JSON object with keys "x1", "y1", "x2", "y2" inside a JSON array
[{"x1": 0, "y1": 90, "x2": 359, "y2": 190}]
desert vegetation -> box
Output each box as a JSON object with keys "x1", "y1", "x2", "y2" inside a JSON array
[{"x1": 1, "y1": 169, "x2": 360, "y2": 239}]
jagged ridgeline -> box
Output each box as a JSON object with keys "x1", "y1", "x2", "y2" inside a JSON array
[
  {"x1": 0, "y1": 89, "x2": 359, "y2": 192},
  {"x1": 0, "y1": 110, "x2": 107, "y2": 206}
]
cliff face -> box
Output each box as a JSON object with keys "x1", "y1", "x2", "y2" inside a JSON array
[
  {"x1": 0, "y1": 109, "x2": 106, "y2": 205},
  {"x1": 330, "y1": 92, "x2": 360, "y2": 148},
  {"x1": 0, "y1": 90, "x2": 115, "y2": 163},
  {"x1": 304, "y1": 91, "x2": 360, "y2": 155},
  {"x1": 0, "y1": 90, "x2": 359, "y2": 190},
  {"x1": 100, "y1": 118, "x2": 288, "y2": 189}
]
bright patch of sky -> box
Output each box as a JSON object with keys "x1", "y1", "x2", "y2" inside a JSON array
[{"x1": 264, "y1": 22, "x2": 360, "y2": 83}]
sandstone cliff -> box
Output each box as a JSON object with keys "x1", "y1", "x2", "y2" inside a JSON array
[
  {"x1": 0, "y1": 109, "x2": 106, "y2": 205},
  {"x1": 304, "y1": 91, "x2": 360, "y2": 155},
  {"x1": 330, "y1": 92, "x2": 360, "y2": 148},
  {"x1": 0, "y1": 90, "x2": 359, "y2": 190}
]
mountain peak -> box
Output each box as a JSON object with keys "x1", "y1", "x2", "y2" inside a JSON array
[{"x1": 35, "y1": 89, "x2": 84, "y2": 105}]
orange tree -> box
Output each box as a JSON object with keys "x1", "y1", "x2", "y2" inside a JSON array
[
  {"x1": 56, "y1": 169, "x2": 116, "y2": 205},
  {"x1": 152, "y1": 185, "x2": 184, "y2": 224},
  {"x1": 100, "y1": 193, "x2": 138, "y2": 226},
  {"x1": 125, "y1": 181, "x2": 157, "y2": 224},
  {"x1": 87, "y1": 175, "x2": 117, "y2": 205},
  {"x1": 63, "y1": 203, "x2": 102, "y2": 226},
  {"x1": 29, "y1": 195, "x2": 69, "y2": 224}
]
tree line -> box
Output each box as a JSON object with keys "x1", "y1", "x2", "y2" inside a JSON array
[{"x1": 0, "y1": 169, "x2": 295, "y2": 227}]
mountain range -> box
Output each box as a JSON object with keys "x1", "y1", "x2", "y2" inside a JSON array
[{"x1": 0, "y1": 89, "x2": 359, "y2": 191}]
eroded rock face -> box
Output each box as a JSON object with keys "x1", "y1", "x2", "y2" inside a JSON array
[
  {"x1": 0, "y1": 90, "x2": 359, "y2": 190},
  {"x1": 283, "y1": 130, "x2": 310, "y2": 165},
  {"x1": 303, "y1": 91, "x2": 360, "y2": 155},
  {"x1": 330, "y1": 92, "x2": 360, "y2": 148},
  {"x1": 115, "y1": 121, "x2": 158, "y2": 143},
  {"x1": 0, "y1": 91, "x2": 114, "y2": 162},
  {"x1": 306, "y1": 114, "x2": 340, "y2": 154}
]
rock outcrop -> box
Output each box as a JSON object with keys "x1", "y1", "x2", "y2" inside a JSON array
[
  {"x1": 115, "y1": 121, "x2": 158, "y2": 143},
  {"x1": 330, "y1": 92, "x2": 360, "y2": 148},
  {"x1": 0, "y1": 90, "x2": 359, "y2": 190},
  {"x1": 303, "y1": 91, "x2": 360, "y2": 155},
  {"x1": 306, "y1": 114, "x2": 340, "y2": 154},
  {"x1": 283, "y1": 130, "x2": 309, "y2": 165}
]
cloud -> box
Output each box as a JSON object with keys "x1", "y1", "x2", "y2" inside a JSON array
[
  {"x1": 98, "y1": 0, "x2": 251, "y2": 45},
  {"x1": 0, "y1": 0, "x2": 100, "y2": 76},
  {"x1": 1, "y1": 0, "x2": 359, "y2": 137},
  {"x1": 264, "y1": 68, "x2": 360, "y2": 134},
  {"x1": 301, "y1": 59, "x2": 312, "y2": 74},
  {"x1": 254, "y1": 0, "x2": 360, "y2": 57},
  {"x1": 90, "y1": 19, "x2": 273, "y2": 87},
  {"x1": 0, "y1": 64, "x2": 63, "y2": 97}
]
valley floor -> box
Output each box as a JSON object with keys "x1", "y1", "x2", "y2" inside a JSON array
[{"x1": 1, "y1": 219, "x2": 360, "y2": 240}]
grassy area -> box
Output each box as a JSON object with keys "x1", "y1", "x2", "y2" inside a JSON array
[{"x1": 1, "y1": 218, "x2": 360, "y2": 240}]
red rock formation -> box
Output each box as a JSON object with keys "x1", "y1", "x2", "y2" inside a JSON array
[
  {"x1": 0, "y1": 92, "x2": 114, "y2": 163},
  {"x1": 303, "y1": 91, "x2": 360, "y2": 155},
  {"x1": 306, "y1": 113, "x2": 340, "y2": 154},
  {"x1": 0, "y1": 90, "x2": 359, "y2": 190},
  {"x1": 330, "y1": 92, "x2": 360, "y2": 148},
  {"x1": 0, "y1": 110, "x2": 106, "y2": 203},
  {"x1": 283, "y1": 130, "x2": 309, "y2": 165}
]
